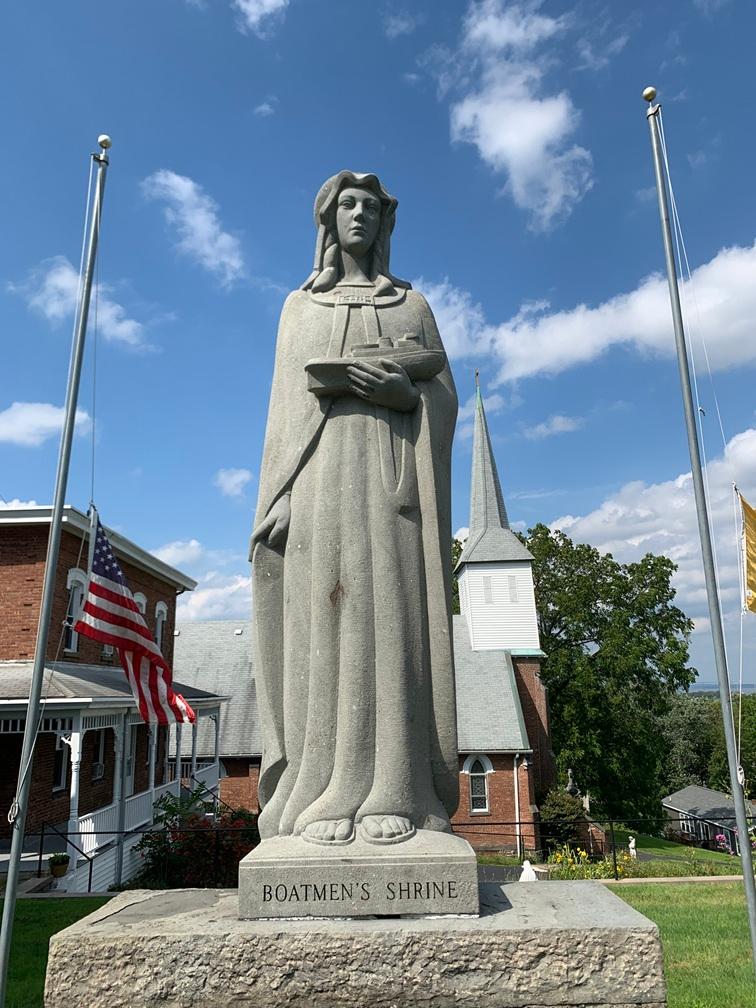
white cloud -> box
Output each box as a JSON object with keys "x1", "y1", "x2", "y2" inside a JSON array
[
  {"x1": 9, "y1": 256, "x2": 146, "y2": 348},
  {"x1": 214, "y1": 467, "x2": 253, "y2": 497},
  {"x1": 383, "y1": 10, "x2": 423, "y2": 38},
  {"x1": 0, "y1": 498, "x2": 38, "y2": 508},
  {"x1": 253, "y1": 98, "x2": 277, "y2": 116},
  {"x1": 152, "y1": 538, "x2": 207, "y2": 568},
  {"x1": 177, "y1": 571, "x2": 252, "y2": 621},
  {"x1": 575, "y1": 33, "x2": 628, "y2": 72},
  {"x1": 232, "y1": 0, "x2": 288, "y2": 36},
  {"x1": 413, "y1": 277, "x2": 489, "y2": 359},
  {"x1": 142, "y1": 170, "x2": 244, "y2": 288},
  {"x1": 522, "y1": 414, "x2": 584, "y2": 440},
  {"x1": 454, "y1": 526, "x2": 470, "y2": 543},
  {"x1": 693, "y1": 0, "x2": 732, "y2": 14},
  {"x1": 551, "y1": 428, "x2": 756, "y2": 627},
  {"x1": 0, "y1": 402, "x2": 91, "y2": 447},
  {"x1": 417, "y1": 242, "x2": 756, "y2": 383},
  {"x1": 436, "y1": 0, "x2": 593, "y2": 230}
]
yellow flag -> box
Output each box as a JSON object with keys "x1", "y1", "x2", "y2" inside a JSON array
[{"x1": 740, "y1": 493, "x2": 756, "y2": 614}]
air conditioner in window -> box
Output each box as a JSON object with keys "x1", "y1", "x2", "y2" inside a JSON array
[{"x1": 92, "y1": 762, "x2": 105, "y2": 780}]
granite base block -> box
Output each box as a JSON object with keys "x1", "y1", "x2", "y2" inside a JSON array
[
  {"x1": 238, "y1": 828, "x2": 480, "y2": 917},
  {"x1": 45, "y1": 881, "x2": 667, "y2": 1008}
]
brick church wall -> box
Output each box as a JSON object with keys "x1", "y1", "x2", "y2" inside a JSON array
[
  {"x1": 452, "y1": 753, "x2": 539, "y2": 852},
  {"x1": 511, "y1": 657, "x2": 556, "y2": 800},
  {"x1": 220, "y1": 758, "x2": 261, "y2": 811}
]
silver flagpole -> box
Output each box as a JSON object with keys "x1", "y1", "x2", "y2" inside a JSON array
[
  {"x1": 0, "y1": 135, "x2": 112, "y2": 1006},
  {"x1": 643, "y1": 86, "x2": 756, "y2": 968}
]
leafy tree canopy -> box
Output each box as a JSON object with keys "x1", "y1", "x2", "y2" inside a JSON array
[
  {"x1": 525, "y1": 523, "x2": 695, "y2": 821},
  {"x1": 708, "y1": 693, "x2": 756, "y2": 799},
  {"x1": 659, "y1": 694, "x2": 720, "y2": 796},
  {"x1": 451, "y1": 537, "x2": 463, "y2": 615}
]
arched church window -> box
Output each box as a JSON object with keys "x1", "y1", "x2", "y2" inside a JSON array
[
  {"x1": 64, "y1": 568, "x2": 87, "y2": 653},
  {"x1": 469, "y1": 757, "x2": 489, "y2": 813}
]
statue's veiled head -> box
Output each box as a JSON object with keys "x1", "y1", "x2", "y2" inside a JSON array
[{"x1": 302, "y1": 171, "x2": 410, "y2": 295}]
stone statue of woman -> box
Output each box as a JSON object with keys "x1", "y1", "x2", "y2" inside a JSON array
[{"x1": 250, "y1": 171, "x2": 459, "y2": 847}]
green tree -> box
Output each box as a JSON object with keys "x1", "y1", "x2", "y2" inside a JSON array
[
  {"x1": 708, "y1": 694, "x2": 756, "y2": 800},
  {"x1": 659, "y1": 693, "x2": 719, "y2": 796},
  {"x1": 451, "y1": 537, "x2": 463, "y2": 615},
  {"x1": 526, "y1": 523, "x2": 695, "y2": 821}
]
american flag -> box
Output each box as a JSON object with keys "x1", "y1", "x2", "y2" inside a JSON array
[{"x1": 74, "y1": 517, "x2": 195, "y2": 725}]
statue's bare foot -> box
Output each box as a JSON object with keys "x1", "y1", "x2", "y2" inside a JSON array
[
  {"x1": 301, "y1": 818, "x2": 354, "y2": 846},
  {"x1": 360, "y1": 815, "x2": 416, "y2": 845}
]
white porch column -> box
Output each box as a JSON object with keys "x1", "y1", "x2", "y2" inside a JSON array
[
  {"x1": 212, "y1": 711, "x2": 221, "y2": 814},
  {"x1": 174, "y1": 723, "x2": 183, "y2": 797},
  {"x1": 190, "y1": 720, "x2": 198, "y2": 782},
  {"x1": 65, "y1": 715, "x2": 83, "y2": 870},
  {"x1": 114, "y1": 713, "x2": 128, "y2": 888}
]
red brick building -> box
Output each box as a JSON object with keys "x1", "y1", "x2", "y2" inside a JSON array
[
  {"x1": 174, "y1": 388, "x2": 556, "y2": 853},
  {"x1": 0, "y1": 505, "x2": 224, "y2": 890}
]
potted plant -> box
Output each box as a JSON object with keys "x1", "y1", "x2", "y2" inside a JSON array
[{"x1": 48, "y1": 852, "x2": 70, "y2": 878}]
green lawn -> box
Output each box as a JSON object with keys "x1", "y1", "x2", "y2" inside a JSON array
[
  {"x1": 2, "y1": 897, "x2": 111, "y2": 1008},
  {"x1": 613, "y1": 828, "x2": 741, "y2": 865},
  {"x1": 617, "y1": 882, "x2": 755, "y2": 1008}
]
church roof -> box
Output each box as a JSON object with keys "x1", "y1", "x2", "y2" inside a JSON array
[
  {"x1": 457, "y1": 387, "x2": 532, "y2": 566},
  {"x1": 172, "y1": 618, "x2": 531, "y2": 758},
  {"x1": 173, "y1": 620, "x2": 261, "y2": 758},
  {"x1": 453, "y1": 617, "x2": 530, "y2": 753}
]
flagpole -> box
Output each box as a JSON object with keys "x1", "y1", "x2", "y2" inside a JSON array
[
  {"x1": 643, "y1": 86, "x2": 756, "y2": 967},
  {"x1": 0, "y1": 135, "x2": 112, "y2": 1006}
]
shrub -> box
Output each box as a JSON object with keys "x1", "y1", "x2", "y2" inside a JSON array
[
  {"x1": 547, "y1": 843, "x2": 633, "y2": 879},
  {"x1": 48, "y1": 852, "x2": 70, "y2": 867},
  {"x1": 130, "y1": 787, "x2": 259, "y2": 889},
  {"x1": 539, "y1": 788, "x2": 586, "y2": 849}
]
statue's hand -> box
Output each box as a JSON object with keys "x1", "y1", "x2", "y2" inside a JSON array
[
  {"x1": 347, "y1": 359, "x2": 420, "y2": 412},
  {"x1": 250, "y1": 494, "x2": 291, "y2": 553}
]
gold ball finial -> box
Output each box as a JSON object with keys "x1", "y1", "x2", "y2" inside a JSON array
[{"x1": 642, "y1": 86, "x2": 657, "y2": 103}]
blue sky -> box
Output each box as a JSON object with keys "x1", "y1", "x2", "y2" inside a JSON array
[{"x1": 2, "y1": 0, "x2": 755, "y2": 684}]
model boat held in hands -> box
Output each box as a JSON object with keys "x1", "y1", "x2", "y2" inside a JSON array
[{"x1": 306, "y1": 334, "x2": 446, "y2": 397}]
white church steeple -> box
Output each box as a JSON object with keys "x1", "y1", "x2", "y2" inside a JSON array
[{"x1": 457, "y1": 381, "x2": 541, "y2": 652}]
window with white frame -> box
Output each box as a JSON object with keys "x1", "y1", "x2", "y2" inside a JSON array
[
  {"x1": 133, "y1": 592, "x2": 147, "y2": 616},
  {"x1": 53, "y1": 735, "x2": 68, "y2": 791},
  {"x1": 468, "y1": 757, "x2": 489, "y2": 813},
  {"x1": 678, "y1": 812, "x2": 696, "y2": 834},
  {"x1": 91, "y1": 729, "x2": 106, "y2": 781},
  {"x1": 155, "y1": 601, "x2": 168, "y2": 652},
  {"x1": 63, "y1": 568, "x2": 87, "y2": 652}
]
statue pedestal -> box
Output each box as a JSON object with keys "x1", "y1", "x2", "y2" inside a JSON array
[
  {"x1": 44, "y1": 882, "x2": 667, "y2": 1007},
  {"x1": 238, "y1": 828, "x2": 480, "y2": 918}
]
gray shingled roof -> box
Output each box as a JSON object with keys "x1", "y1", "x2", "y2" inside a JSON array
[
  {"x1": 458, "y1": 388, "x2": 532, "y2": 566},
  {"x1": 453, "y1": 616, "x2": 530, "y2": 752},
  {"x1": 173, "y1": 621, "x2": 261, "y2": 758},
  {"x1": 172, "y1": 618, "x2": 530, "y2": 759},
  {"x1": 663, "y1": 784, "x2": 756, "y2": 821},
  {"x1": 0, "y1": 661, "x2": 220, "y2": 705}
]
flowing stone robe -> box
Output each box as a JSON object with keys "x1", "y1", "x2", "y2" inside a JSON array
[{"x1": 251, "y1": 282, "x2": 459, "y2": 840}]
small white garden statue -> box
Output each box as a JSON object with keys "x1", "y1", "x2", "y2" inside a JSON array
[
  {"x1": 519, "y1": 859, "x2": 538, "y2": 881},
  {"x1": 628, "y1": 835, "x2": 637, "y2": 860}
]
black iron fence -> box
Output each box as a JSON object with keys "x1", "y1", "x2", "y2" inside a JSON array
[{"x1": 27, "y1": 813, "x2": 755, "y2": 891}]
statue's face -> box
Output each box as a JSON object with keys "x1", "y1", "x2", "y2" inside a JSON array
[{"x1": 336, "y1": 186, "x2": 381, "y2": 258}]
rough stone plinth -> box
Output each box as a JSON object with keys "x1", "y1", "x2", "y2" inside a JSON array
[
  {"x1": 45, "y1": 882, "x2": 667, "y2": 1007},
  {"x1": 238, "y1": 828, "x2": 480, "y2": 918}
]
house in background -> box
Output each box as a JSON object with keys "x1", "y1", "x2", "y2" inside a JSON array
[
  {"x1": 663, "y1": 783, "x2": 756, "y2": 853},
  {"x1": 172, "y1": 620, "x2": 260, "y2": 809},
  {"x1": 174, "y1": 385, "x2": 556, "y2": 853},
  {"x1": 0, "y1": 504, "x2": 225, "y2": 891}
]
